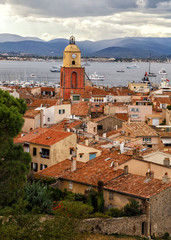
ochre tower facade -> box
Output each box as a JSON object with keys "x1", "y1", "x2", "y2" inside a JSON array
[{"x1": 60, "y1": 36, "x2": 85, "y2": 100}]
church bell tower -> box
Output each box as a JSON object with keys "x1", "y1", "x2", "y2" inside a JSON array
[{"x1": 60, "y1": 36, "x2": 85, "y2": 100}]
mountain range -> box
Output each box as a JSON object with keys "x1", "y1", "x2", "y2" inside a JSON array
[{"x1": 1, "y1": 34, "x2": 171, "y2": 58}]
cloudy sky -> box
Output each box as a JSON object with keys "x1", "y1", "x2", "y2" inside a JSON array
[{"x1": 1, "y1": 0, "x2": 171, "y2": 41}]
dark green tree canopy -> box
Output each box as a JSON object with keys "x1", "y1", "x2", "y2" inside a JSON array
[
  {"x1": 0, "y1": 89, "x2": 27, "y2": 138},
  {"x1": 0, "y1": 89, "x2": 30, "y2": 206}
]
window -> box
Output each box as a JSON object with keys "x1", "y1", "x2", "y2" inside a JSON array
[
  {"x1": 89, "y1": 153, "x2": 96, "y2": 160},
  {"x1": 109, "y1": 191, "x2": 114, "y2": 200},
  {"x1": 143, "y1": 137, "x2": 151, "y2": 143},
  {"x1": 59, "y1": 109, "x2": 65, "y2": 114},
  {"x1": 97, "y1": 125, "x2": 103, "y2": 130},
  {"x1": 79, "y1": 154, "x2": 83, "y2": 159},
  {"x1": 47, "y1": 117, "x2": 50, "y2": 122},
  {"x1": 131, "y1": 114, "x2": 139, "y2": 118},
  {"x1": 40, "y1": 164, "x2": 48, "y2": 170},
  {"x1": 69, "y1": 181, "x2": 73, "y2": 190},
  {"x1": 73, "y1": 95, "x2": 80, "y2": 101},
  {"x1": 32, "y1": 162, "x2": 38, "y2": 172},
  {"x1": 40, "y1": 148, "x2": 50, "y2": 159},
  {"x1": 72, "y1": 61, "x2": 75, "y2": 65},
  {"x1": 33, "y1": 147, "x2": 37, "y2": 156},
  {"x1": 70, "y1": 148, "x2": 74, "y2": 155}
]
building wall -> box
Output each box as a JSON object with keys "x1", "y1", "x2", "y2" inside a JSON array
[
  {"x1": 60, "y1": 67, "x2": 85, "y2": 100},
  {"x1": 29, "y1": 133, "x2": 77, "y2": 171},
  {"x1": 149, "y1": 187, "x2": 171, "y2": 236},
  {"x1": 87, "y1": 121, "x2": 97, "y2": 135},
  {"x1": 128, "y1": 105, "x2": 152, "y2": 122},
  {"x1": 97, "y1": 116, "x2": 123, "y2": 136},
  {"x1": 119, "y1": 158, "x2": 171, "y2": 180},
  {"x1": 143, "y1": 151, "x2": 171, "y2": 165},
  {"x1": 30, "y1": 87, "x2": 41, "y2": 96},
  {"x1": 22, "y1": 114, "x2": 40, "y2": 133},
  {"x1": 54, "y1": 104, "x2": 71, "y2": 123},
  {"x1": 76, "y1": 144, "x2": 101, "y2": 162},
  {"x1": 104, "y1": 105, "x2": 128, "y2": 115},
  {"x1": 80, "y1": 215, "x2": 147, "y2": 237}
]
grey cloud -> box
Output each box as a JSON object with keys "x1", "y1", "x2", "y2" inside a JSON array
[{"x1": 3, "y1": 0, "x2": 171, "y2": 18}]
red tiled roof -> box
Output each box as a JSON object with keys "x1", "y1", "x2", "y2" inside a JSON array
[
  {"x1": 105, "y1": 173, "x2": 171, "y2": 199},
  {"x1": 71, "y1": 102, "x2": 91, "y2": 116},
  {"x1": 14, "y1": 128, "x2": 73, "y2": 146},
  {"x1": 61, "y1": 151, "x2": 131, "y2": 186},
  {"x1": 35, "y1": 159, "x2": 85, "y2": 178},
  {"x1": 24, "y1": 109, "x2": 40, "y2": 118},
  {"x1": 115, "y1": 113, "x2": 129, "y2": 121},
  {"x1": 28, "y1": 99, "x2": 58, "y2": 108},
  {"x1": 50, "y1": 119, "x2": 83, "y2": 131},
  {"x1": 123, "y1": 122, "x2": 158, "y2": 137}
]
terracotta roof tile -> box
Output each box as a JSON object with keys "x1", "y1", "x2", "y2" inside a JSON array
[
  {"x1": 35, "y1": 159, "x2": 85, "y2": 178},
  {"x1": 14, "y1": 128, "x2": 73, "y2": 146},
  {"x1": 28, "y1": 99, "x2": 58, "y2": 108},
  {"x1": 24, "y1": 109, "x2": 40, "y2": 118},
  {"x1": 115, "y1": 113, "x2": 129, "y2": 121},
  {"x1": 61, "y1": 152, "x2": 131, "y2": 186},
  {"x1": 105, "y1": 173, "x2": 171, "y2": 199},
  {"x1": 71, "y1": 102, "x2": 91, "y2": 116},
  {"x1": 124, "y1": 122, "x2": 158, "y2": 137}
]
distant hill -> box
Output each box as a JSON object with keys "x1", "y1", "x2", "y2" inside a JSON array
[
  {"x1": 0, "y1": 33, "x2": 43, "y2": 42},
  {"x1": 1, "y1": 34, "x2": 171, "y2": 58}
]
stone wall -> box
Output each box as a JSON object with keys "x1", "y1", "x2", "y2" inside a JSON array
[
  {"x1": 80, "y1": 215, "x2": 147, "y2": 236},
  {"x1": 150, "y1": 187, "x2": 171, "y2": 237}
]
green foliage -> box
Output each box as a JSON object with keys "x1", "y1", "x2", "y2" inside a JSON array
[
  {"x1": 123, "y1": 199, "x2": 142, "y2": 217},
  {"x1": 167, "y1": 105, "x2": 171, "y2": 110},
  {"x1": 53, "y1": 200, "x2": 93, "y2": 219},
  {"x1": 0, "y1": 90, "x2": 30, "y2": 207},
  {"x1": 0, "y1": 140, "x2": 31, "y2": 206},
  {"x1": 24, "y1": 182, "x2": 53, "y2": 213},
  {"x1": 0, "y1": 89, "x2": 27, "y2": 139},
  {"x1": 86, "y1": 189, "x2": 98, "y2": 212},
  {"x1": 163, "y1": 232, "x2": 170, "y2": 240},
  {"x1": 108, "y1": 207, "x2": 123, "y2": 218},
  {"x1": 97, "y1": 192, "x2": 104, "y2": 213}
]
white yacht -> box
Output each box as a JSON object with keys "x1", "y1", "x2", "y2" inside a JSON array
[
  {"x1": 159, "y1": 68, "x2": 167, "y2": 75},
  {"x1": 127, "y1": 63, "x2": 139, "y2": 69},
  {"x1": 88, "y1": 72, "x2": 105, "y2": 81}
]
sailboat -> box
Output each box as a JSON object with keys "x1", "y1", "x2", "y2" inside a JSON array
[{"x1": 148, "y1": 55, "x2": 156, "y2": 77}]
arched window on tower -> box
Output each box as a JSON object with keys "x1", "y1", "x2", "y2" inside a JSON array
[
  {"x1": 71, "y1": 72, "x2": 77, "y2": 88},
  {"x1": 72, "y1": 60, "x2": 75, "y2": 65}
]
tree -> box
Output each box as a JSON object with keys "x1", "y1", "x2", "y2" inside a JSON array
[{"x1": 0, "y1": 89, "x2": 31, "y2": 206}]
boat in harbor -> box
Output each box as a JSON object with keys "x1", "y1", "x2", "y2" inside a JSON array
[
  {"x1": 127, "y1": 63, "x2": 139, "y2": 69},
  {"x1": 116, "y1": 69, "x2": 125, "y2": 73},
  {"x1": 158, "y1": 75, "x2": 171, "y2": 90},
  {"x1": 147, "y1": 55, "x2": 156, "y2": 77},
  {"x1": 159, "y1": 68, "x2": 167, "y2": 75},
  {"x1": 50, "y1": 66, "x2": 60, "y2": 72},
  {"x1": 141, "y1": 72, "x2": 151, "y2": 86},
  {"x1": 88, "y1": 72, "x2": 105, "y2": 81}
]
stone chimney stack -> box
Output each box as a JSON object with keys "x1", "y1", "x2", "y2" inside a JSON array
[
  {"x1": 124, "y1": 165, "x2": 129, "y2": 175},
  {"x1": 85, "y1": 139, "x2": 89, "y2": 146},
  {"x1": 146, "y1": 169, "x2": 154, "y2": 179},
  {"x1": 132, "y1": 147, "x2": 139, "y2": 159},
  {"x1": 114, "y1": 161, "x2": 118, "y2": 171},
  {"x1": 163, "y1": 158, "x2": 170, "y2": 167},
  {"x1": 71, "y1": 157, "x2": 77, "y2": 172},
  {"x1": 162, "y1": 172, "x2": 170, "y2": 184}
]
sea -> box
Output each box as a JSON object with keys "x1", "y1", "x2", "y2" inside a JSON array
[{"x1": 0, "y1": 60, "x2": 171, "y2": 87}]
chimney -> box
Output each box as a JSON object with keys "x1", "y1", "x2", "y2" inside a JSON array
[
  {"x1": 124, "y1": 165, "x2": 129, "y2": 175},
  {"x1": 114, "y1": 161, "x2": 118, "y2": 171},
  {"x1": 40, "y1": 109, "x2": 43, "y2": 128},
  {"x1": 162, "y1": 172, "x2": 170, "y2": 184},
  {"x1": 85, "y1": 139, "x2": 89, "y2": 146},
  {"x1": 120, "y1": 142, "x2": 125, "y2": 154},
  {"x1": 132, "y1": 147, "x2": 139, "y2": 159},
  {"x1": 163, "y1": 158, "x2": 170, "y2": 167},
  {"x1": 71, "y1": 157, "x2": 76, "y2": 172},
  {"x1": 146, "y1": 169, "x2": 154, "y2": 179}
]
